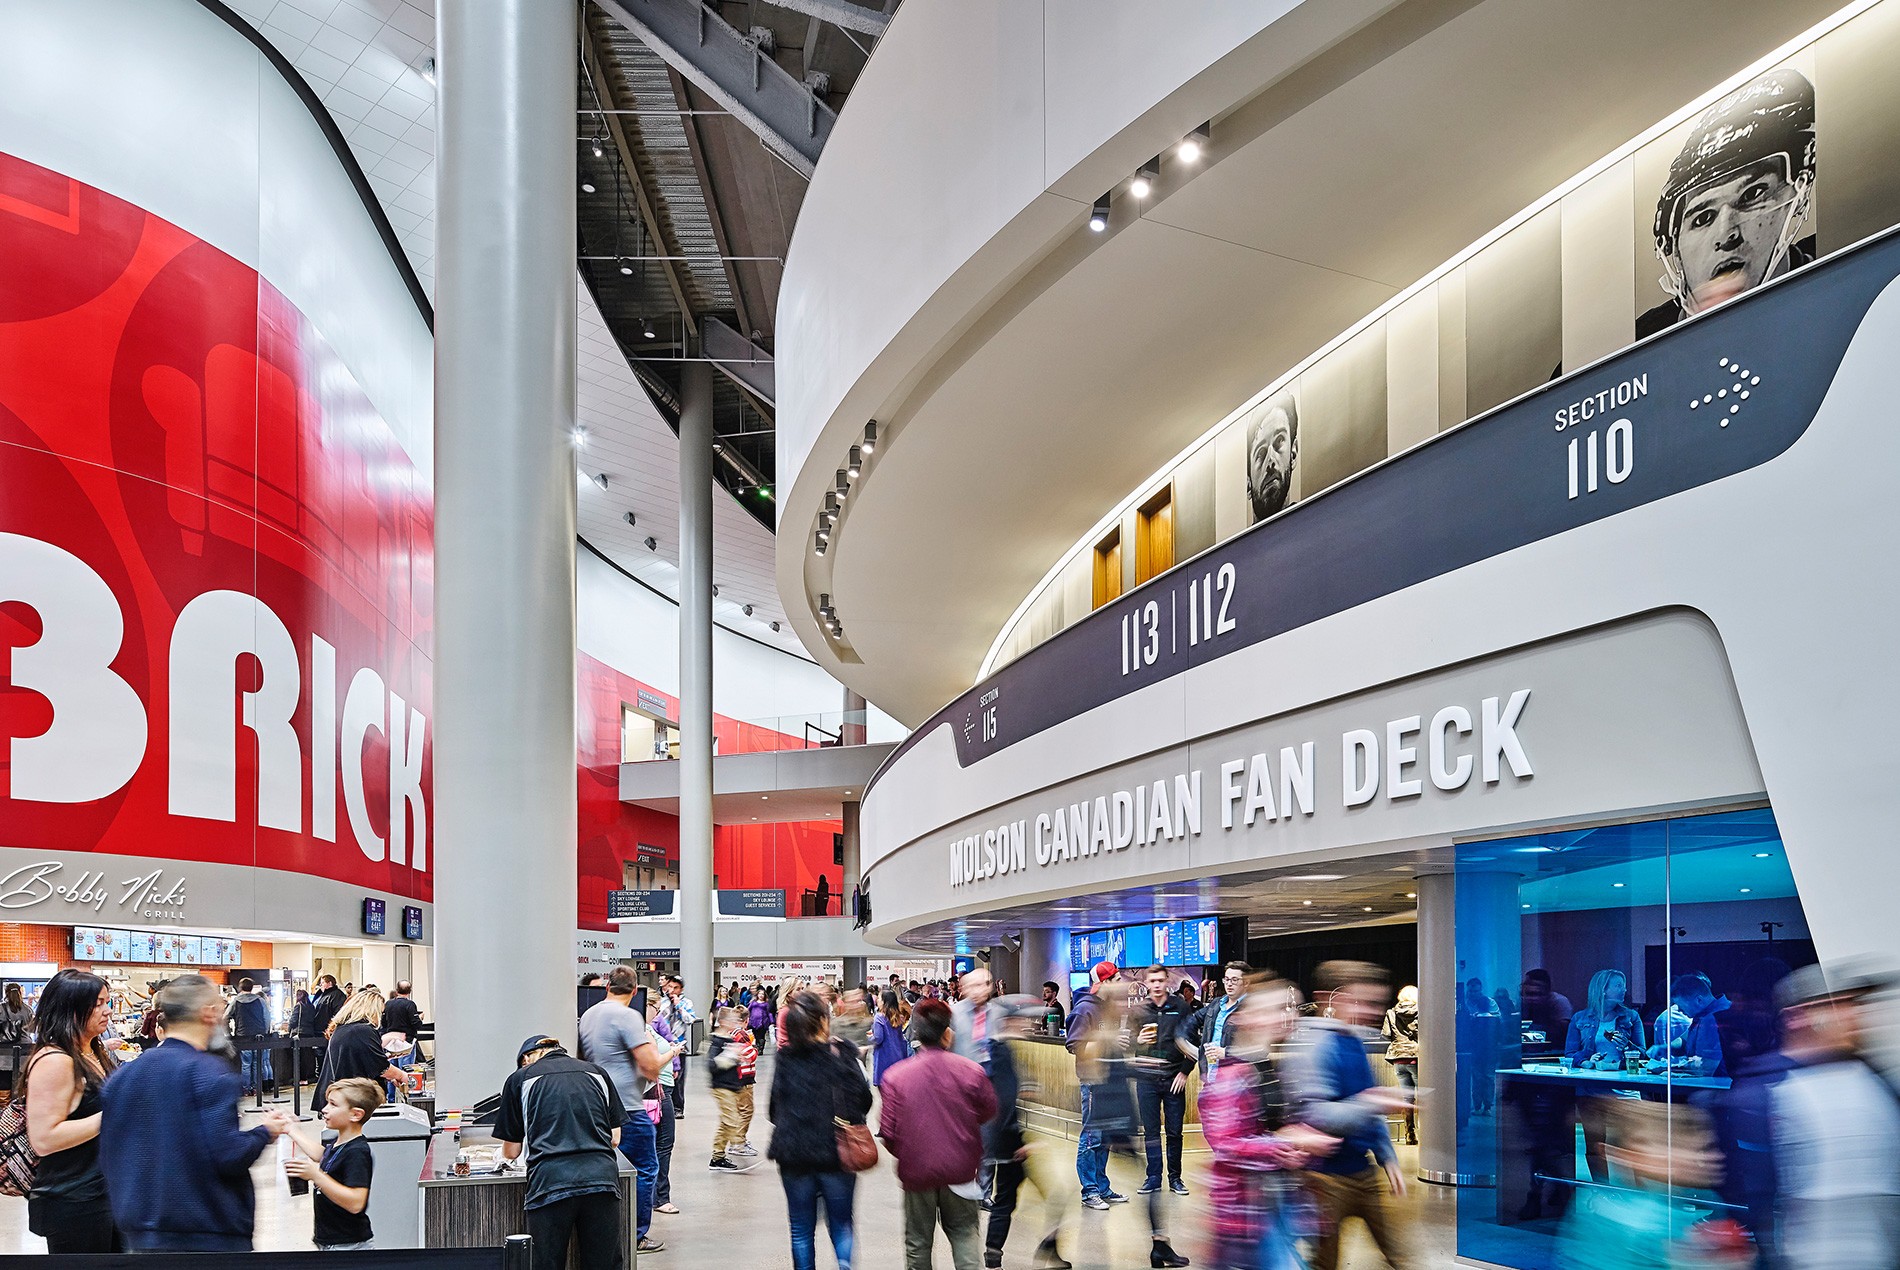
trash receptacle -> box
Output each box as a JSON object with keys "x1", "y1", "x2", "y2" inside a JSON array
[
  {"x1": 358, "y1": 1101, "x2": 433, "y2": 1247},
  {"x1": 689, "y1": 1018, "x2": 706, "y2": 1055}
]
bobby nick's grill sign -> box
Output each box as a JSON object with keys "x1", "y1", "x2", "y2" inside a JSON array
[{"x1": 950, "y1": 690, "x2": 1531, "y2": 888}]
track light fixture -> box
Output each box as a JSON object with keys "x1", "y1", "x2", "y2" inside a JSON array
[
  {"x1": 618, "y1": 259, "x2": 633, "y2": 276},
  {"x1": 819, "y1": 594, "x2": 831, "y2": 608},
  {"x1": 743, "y1": 604, "x2": 754, "y2": 616},
  {"x1": 581, "y1": 181, "x2": 597, "y2": 194},
  {"x1": 835, "y1": 470, "x2": 849, "y2": 497},
  {"x1": 1178, "y1": 121, "x2": 1211, "y2": 163},
  {"x1": 644, "y1": 536, "x2": 657, "y2": 551},
  {"x1": 847, "y1": 445, "x2": 862, "y2": 478},
  {"x1": 862, "y1": 420, "x2": 878, "y2": 454},
  {"x1": 573, "y1": 425, "x2": 588, "y2": 448},
  {"x1": 591, "y1": 134, "x2": 605, "y2": 159},
  {"x1": 1088, "y1": 193, "x2": 1110, "y2": 232},
  {"x1": 711, "y1": 584, "x2": 720, "y2": 597},
  {"x1": 641, "y1": 319, "x2": 656, "y2": 340},
  {"x1": 623, "y1": 511, "x2": 636, "y2": 527},
  {"x1": 1130, "y1": 156, "x2": 1159, "y2": 199},
  {"x1": 770, "y1": 621, "x2": 781, "y2": 632},
  {"x1": 590, "y1": 472, "x2": 610, "y2": 491}
]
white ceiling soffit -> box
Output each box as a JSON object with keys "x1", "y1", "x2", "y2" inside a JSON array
[
  {"x1": 791, "y1": 0, "x2": 1850, "y2": 725},
  {"x1": 234, "y1": 0, "x2": 802, "y2": 651},
  {"x1": 226, "y1": 0, "x2": 439, "y2": 293}
]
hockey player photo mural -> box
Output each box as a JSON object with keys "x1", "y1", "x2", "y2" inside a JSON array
[
  {"x1": 1639, "y1": 67, "x2": 1817, "y2": 338},
  {"x1": 1245, "y1": 389, "x2": 1300, "y2": 525}
]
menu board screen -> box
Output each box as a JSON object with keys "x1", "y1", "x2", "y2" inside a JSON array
[
  {"x1": 1103, "y1": 928, "x2": 1126, "y2": 967},
  {"x1": 1185, "y1": 917, "x2": 1220, "y2": 965},
  {"x1": 72, "y1": 928, "x2": 120, "y2": 961},
  {"x1": 1069, "y1": 935, "x2": 1088, "y2": 974},
  {"x1": 1122, "y1": 923, "x2": 1154, "y2": 968},
  {"x1": 178, "y1": 936, "x2": 203, "y2": 965},
  {"x1": 128, "y1": 932, "x2": 157, "y2": 963},
  {"x1": 1085, "y1": 931, "x2": 1109, "y2": 964},
  {"x1": 1154, "y1": 921, "x2": 1181, "y2": 965}
]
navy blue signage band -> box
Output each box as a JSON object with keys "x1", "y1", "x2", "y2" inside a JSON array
[{"x1": 872, "y1": 228, "x2": 1900, "y2": 787}]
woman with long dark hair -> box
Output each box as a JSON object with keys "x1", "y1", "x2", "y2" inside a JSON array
[
  {"x1": 871, "y1": 989, "x2": 911, "y2": 1086},
  {"x1": 769, "y1": 991, "x2": 871, "y2": 1270},
  {"x1": 23, "y1": 969, "x2": 120, "y2": 1253}
]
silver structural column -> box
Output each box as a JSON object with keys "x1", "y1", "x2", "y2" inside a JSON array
[
  {"x1": 1416, "y1": 872, "x2": 1459, "y2": 1183},
  {"x1": 841, "y1": 687, "x2": 867, "y2": 746},
  {"x1": 677, "y1": 360, "x2": 715, "y2": 1010},
  {"x1": 840, "y1": 799, "x2": 861, "y2": 912},
  {"x1": 433, "y1": 0, "x2": 578, "y2": 1108}
]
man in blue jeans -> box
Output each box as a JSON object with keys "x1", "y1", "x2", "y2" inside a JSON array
[
  {"x1": 1065, "y1": 961, "x2": 1128, "y2": 1210},
  {"x1": 578, "y1": 966, "x2": 665, "y2": 1254}
]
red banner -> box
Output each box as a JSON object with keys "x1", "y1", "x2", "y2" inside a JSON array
[{"x1": 0, "y1": 151, "x2": 433, "y2": 900}]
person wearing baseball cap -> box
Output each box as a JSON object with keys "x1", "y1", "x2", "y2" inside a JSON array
[
  {"x1": 1064, "y1": 962, "x2": 1132, "y2": 1211},
  {"x1": 495, "y1": 1032, "x2": 632, "y2": 1269}
]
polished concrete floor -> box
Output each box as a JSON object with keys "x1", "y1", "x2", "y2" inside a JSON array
[{"x1": 0, "y1": 1054, "x2": 1462, "y2": 1266}]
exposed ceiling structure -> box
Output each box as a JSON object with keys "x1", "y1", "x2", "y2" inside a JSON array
[{"x1": 229, "y1": 0, "x2": 893, "y2": 652}]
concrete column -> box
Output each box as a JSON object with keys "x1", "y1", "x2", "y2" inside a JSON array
[
  {"x1": 1020, "y1": 927, "x2": 1071, "y2": 1013},
  {"x1": 677, "y1": 360, "x2": 715, "y2": 1012},
  {"x1": 840, "y1": 800, "x2": 861, "y2": 914},
  {"x1": 432, "y1": 0, "x2": 577, "y2": 1108},
  {"x1": 842, "y1": 687, "x2": 867, "y2": 746}
]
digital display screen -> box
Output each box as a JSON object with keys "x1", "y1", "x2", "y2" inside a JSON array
[
  {"x1": 1185, "y1": 917, "x2": 1220, "y2": 965},
  {"x1": 178, "y1": 936, "x2": 203, "y2": 965},
  {"x1": 1069, "y1": 935, "x2": 1088, "y2": 974},
  {"x1": 128, "y1": 931, "x2": 157, "y2": 963},
  {"x1": 1086, "y1": 931, "x2": 1108, "y2": 964},
  {"x1": 1070, "y1": 972, "x2": 1092, "y2": 994},
  {"x1": 1154, "y1": 921, "x2": 1182, "y2": 965},
  {"x1": 217, "y1": 938, "x2": 242, "y2": 966},
  {"x1": 1104, "y1": 928, "x2": 1126, "y2": 967},
  {"x1": 1122, "y1": 923, "x2": 1154, "y2": 968},
  {"x1": 403, "y1": 906, "x2": 424, "y2": 941},
  {"x1": 72, "y1": 927, "x2": 119, "y2": 961},
  {"x1": 363, "y1": 898, "x2": 387, "y2": 937}
]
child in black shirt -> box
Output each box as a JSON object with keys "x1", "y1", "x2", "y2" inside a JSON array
[{"x1": 285, "y1": 1076, "x2": 383, "y2": 1250}]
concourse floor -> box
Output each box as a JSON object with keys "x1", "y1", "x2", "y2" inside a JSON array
[{"x1": 0, "y1": 1053, "x2": 1458, "y2": 1266}]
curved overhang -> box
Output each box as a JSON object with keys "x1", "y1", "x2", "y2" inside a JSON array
[
  {"x1": 777, "y1": 0, "x2": 1849, "y2": 724},
  {"x1": 856, "y1": 226, "x2": 1900, "y2": 959}
]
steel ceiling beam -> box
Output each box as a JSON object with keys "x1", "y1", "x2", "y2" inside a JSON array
[
  {"x1": 753, "y1": 0, "x2": 890, "y2": 36},
  {"x1": 703, "y1": 315, "x2": 776, "y2": 406},
  {"x1": 594, "y1": 0, "x2": 838, "y2": 178}
]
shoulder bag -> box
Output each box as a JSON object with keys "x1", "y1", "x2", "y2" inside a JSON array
[
  {"x1": 830, "y1": 1043, "x2": 878, "y2": 1172},
  {"x1": 0, "y1": 1052, "x2": 46, "y2": 1198}
]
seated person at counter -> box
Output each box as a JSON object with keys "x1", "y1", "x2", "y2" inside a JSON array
[
  {"x1": 497, "y1": 1034, "x2": 627, "y2": 1270},
  {"x1": 1565, "y1": 970, "x2": 1646, "y2": 1070},
  {"x1": 1646, "y1": 973, "x2": 1729, "y2": 1077}
]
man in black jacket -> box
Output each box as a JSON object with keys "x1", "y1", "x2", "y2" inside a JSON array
[
  {"x1": 985, "y1": 1002, "x2": 1069, "y2": 1270},
  {"x1": 1132, "y1": 964, "x2": 1196, "y2": 1199},
  {"x1": 309, "y1": 975, "x2": 347, "y2": 1036}
]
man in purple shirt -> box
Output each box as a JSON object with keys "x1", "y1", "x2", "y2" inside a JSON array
[{"x1": 879, "y1": 999, "x2": 999, "y2": 1270}]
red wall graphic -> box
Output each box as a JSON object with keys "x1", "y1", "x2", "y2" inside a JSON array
[
  {"x1": 576, "y1": 650, "x2": 845, "y2": 929},
  {"x1": 0, "y1": 151, "x2": 433, "y2": 900}
]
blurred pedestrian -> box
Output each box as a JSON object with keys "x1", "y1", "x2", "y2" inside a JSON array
[
  {"x1": 99, "y1": 974, "x2": 288, "y2": 1251},
  {"x1": 1, "y1": 982, "x2": 35, "y2": 1098},
  {"x1": 1768, "y1": 964, "x2": 1900, "y2": 1270},
  {"x1": 769, "y1": 991, "x2": 872, "y2": 1270},
  {"x1": 874, "y1": 990, "x2": 912, "y2": 1086},
  {"x1": 648, "y1": 999, "x2": 683, "y2": 1214},
  {"x1": 497, "y1": 1035, "x2": 628, "y2": 1270},
  {"x1": 659, "y1": 976, "x2": 695, "y2": 1119},
  {"x1": 225, "y1": 976, "x2": 272, "y2": 1096},
  {"x1": 1557, "y1": 1099, "x2": 1744, "y2": 1269},
  {"x1": 880, "y1": 998, "x2": 996, "y2": 1270},
  {"x1": 983, "y1": 999, "x2": 1071, "y2": 1270},
  {"x1": 1381, "y1": 986, "x2": 1421, "y2": 1145},
  {"x1": 836, "y1": 988, "x2": 874, "y2": 1070},
  {"x1": 1066, "y1": 961, "x2": 1131, "y2": 1211},
  {"x1": 708, "y1": 1006, "x2": 760, "y2": 1171},
  {"x1": 308, "y1": 974, "x2": 347, "y2": 1037},
  {"x1": 1202, "y1": 979, "x2": 1337, "y2": 1270},
  {"x1": 1290, "y1": 961, "x2": 1413, "y2": 1270},
  {"x1": 22, "y1": 969, "x2": 119, "y2": 1253}
]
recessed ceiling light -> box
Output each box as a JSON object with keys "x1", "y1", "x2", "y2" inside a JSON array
[
  {"x1": 581, "y1": 181, "x2": 596, "y2": 193},
  {"x1": 1405, "y1": 892, "x2": 1417, "y2": 899},
  {"x1": 1612, "y1": 882, "x2": 1625, "y2": 888},
  {"x1": 760, "y1": 795, "x2": 768, "y2": 800},
  {"x1": 1088, "y1": 193, "x2": 1109, "y2": 232},
  {"x1": 1753, "y1": 853, "x2": 1771, "y2": 859},
  {"x1": 1288, "y1": 874, "x2": 1345, "y2": 881},
  {"x1": 1302, "y1": 900, "x2": 1312, "y2": 906},
  {"x1": 1522, "y1": 904, "x2": 1531, "y2": 909},
  {"x1": 1362, "y1": 906, "x2": 1373, "y2": 912},
  {"x1": 1740, "y1": 887, "x2": 1752, "y2": 893}
]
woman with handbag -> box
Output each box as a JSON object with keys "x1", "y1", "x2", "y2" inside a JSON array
[
  {"x1": 21, "y1": 969, "x2": 120, "y2": 1253},
  {"x1": 769, "y1": 991, "x2": 873, "y2": 1270},
  {"x1": 648, "y1": 1001, "x2": 683, "y2": 1214}
]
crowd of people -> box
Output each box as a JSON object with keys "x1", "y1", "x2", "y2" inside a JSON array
[
  {"x1": 2, "y1": 969, "x2": 426, "y2": 1253},
  {"x1": 4, "y1": 950, "x2": 1895, "y2": 1269}
]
